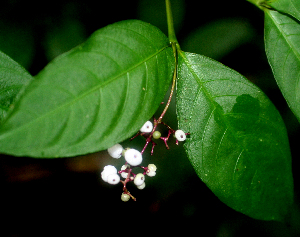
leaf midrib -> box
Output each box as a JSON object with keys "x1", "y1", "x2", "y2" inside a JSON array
[
  {"x1": 267, "y1": 10, "x2": 300, "y2": 67},
  {"x1": 266, "y1": 10, "x2": 300, "y2": 112},
  {"x1": 178, "y1": 51, "x2": 251, "y2": 175},
  {"x1": 0, "y1": 45, "x2": 170, "y2": 138}
]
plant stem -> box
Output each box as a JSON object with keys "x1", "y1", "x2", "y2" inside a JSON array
[
  {"x1": 157, "y1": 45, "x2": 177, "y2": 124},
  {"x1": 156, "y1": 0, "x2": 180, "y2": 124},
  {"x1": 138, "y1": 0, "x2": 180, "y2": 155},
  {"x1": 246, "y1": 0, "x2": 270, "y2": 10},
  {"x1": 165, "y1": 0, "x2": 178, "y2": 44}
]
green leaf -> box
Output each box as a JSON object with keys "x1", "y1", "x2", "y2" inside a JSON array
[
  {"x1": 0, "y1": 20, "x2": 174, "y2": 158},
  {"x1": 176, "y1": 51, "x2": 293, "y2": 221},
  {"x1": 0, "y1": 51, "x2": 33, "y2": 122},
  {"x1": 268, "y1": 0, "x2": 300, "y2": 22},
  {"x1": 265, "y1": 10, "x2": 300, "y2": 121}
]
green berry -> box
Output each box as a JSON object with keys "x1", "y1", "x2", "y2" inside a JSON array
[
  {"x1": 121, "y1": 193, "x2": 130, "y2": 202},
  {"x1": 152, "y1": 131, "x2": 161, "y2": 139}
]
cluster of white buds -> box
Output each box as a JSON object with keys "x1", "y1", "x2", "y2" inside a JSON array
[
  {"x1": 131, "y1": 120, "x2": 189, "y2": 155},
  {"x1": 101, "y1": 120, "x2": 188, "y2": 202},
  {"x1": 101, "y1": 141, "x2": 157, "y2": 202},
  {"x1": 101, "y1": 165, "x2": 120, "y2": 185}
]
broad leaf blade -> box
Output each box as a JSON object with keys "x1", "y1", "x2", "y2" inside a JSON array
[
  {"x1": 265, "y1": 10, "x2": 300, "y2": 121},
  {"x1": 0, "y1": 20, "x2": 174, "y2": 158},
  {"x1": 0, "y1": 51, "x2": 33, "y2": 122},
  {"x1": 176, "y1": 51, "x2": 293, "y2": 221},
  {"x1": 268, "y1": 0, "x2": 300, "y2": 22}
]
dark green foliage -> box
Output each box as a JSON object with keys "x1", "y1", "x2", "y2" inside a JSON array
[
  {"x1": 176, "y1": 51, "x2": 293, "y2": 220},
  {"x1": 0, "y1": 20, "x2": 174, "y2": 157}
]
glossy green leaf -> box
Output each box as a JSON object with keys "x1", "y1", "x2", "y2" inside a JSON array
[
  {"x1": 265, "y1": 10, "x2": 300, "y2": 122},
  {"x1": 0, "y1": 20, "x2": 174, "y2": 158},
  {"x1": 0, "y1": 51, "x2": 33, "y2": 122},
  {"x1": 268, "y1": 0, "x2": 300, "y2": 21},
  {"x1": 176, "y1": 51, "x2": 293, "y2": 221}
]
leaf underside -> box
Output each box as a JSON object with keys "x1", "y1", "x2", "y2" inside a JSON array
[
  {"x1": 0, "y1": 20, "x2": 174, "y2": 158},
  {"x1": 265, "y1": 9, "x2": 300, "y2": 122},
  {"x1": 176, "y1": 51, "x2": 293, "y2": 221}
]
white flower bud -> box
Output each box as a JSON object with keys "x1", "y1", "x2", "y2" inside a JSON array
[
  {"x1": 120, "y1": 165, "x2": 129, "y2": 179},
  {"x1": 136, "y1": 182, "x2": 146, "y2": 190},
  {"x1": 175, "y1": 129, "x2": 186, "y2": 141},
  {"x1": 107, "y1": 173, "x2": 120, "y2": 185},
  {"x1": 107, "y1": 144, "x2": 123, "y2": 159},
  {"x1": 140, "y1": 121, "x2": 153, "y2": 133},
  {"x1": 148, "y1": 164, "x2": 157, "y2": 172},
  {"x1": 134, "y1": 173, "x2": 145, "y2": 186},
  {"x1": 124, "y1": 149, "x2": 142, "y2": 166},
  {"x1": 103, "y1": 165, "x2": 117, "y2": 173},
  {"x1": 101, "y1": 165, "x2": 117, "y2": 182},
  {"x1": 147, "y1": 170, "x2": 156, "y2": 177}
]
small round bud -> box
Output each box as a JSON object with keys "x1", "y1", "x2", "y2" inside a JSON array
[
  {"x1": 124, "y1": 149, "x2": 142, "y2": 166},
  {"x1": 107, "y1": 144, "x2": 123, "y2": 159},
  {"x1": 148, "y1": 164, "x2": 157, "y2": 172},
  {"x1": 122, "y1": 148, "x2": 130, "y2": 157},
  {"x1": 134, "y1": 173, "x2": 145, "y2": 186},
  {"x1": 103, "y1": 165, "x2": 118, "y2": 174},
  {"x1": 175, "y1": 129, "x2": 186, "y2": 141},
  {"x1": 101, "y1": 165, "x2": 117, "y2": 182},
  {"x1": 140, "y1": 121, "x2": 153, "y2": 133},
  {"x1": 107, "y1": 173, "x2": 120, "y2": 185},
  {"x1": 121, "y1": 193, "x2": 130, "y2": 202},
  {"x1": 152, "y1": 131, "x2": 161, "y2": 139},
  {"x1": 120, "y1": 165, "x2": 129, "y2": 179},
  {"x1": 147, "y1": 170, "x2": 156, "y2": 177},
  {"x1": 136, "y1": 182, "x2": 146, "y2": 190}
]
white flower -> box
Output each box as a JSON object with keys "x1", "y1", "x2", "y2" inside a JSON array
[
  {"x1": 107, "y1": 144, "x2": 123, "y2": 159},
  {"x1": 175, "y1": 129, "x2": 186, "y2": 141},
  {"x1": 107, "y1": 173, "x2": 120, "y2": 185},
  {"x1": 101, "y1": 165, "x2": 117, "y2": 182},
  {"x1": 147, "y1": 171, "x2": 156, "y2": 177},
  {"x1": 136, "y1": 182, "x2": 146, "y2": 190},
  {"x1": 147, "y1": 164, "x2": 157, "y2": 177},
  {"x1": 148, "y1": 164, "x2": 157, "y2": 172},
  {"x1": 124, "y1": 148, "x2": 142, "y2": 166},
  {"x1": 134, "y1": 173, "x2": 145, "y2": 186},
  {"x1": 120, "y1": 164, "x2": 129, "y2": 179},
  {"x1": 140, "y1": 121, "x2": 153, "y2": 133}
]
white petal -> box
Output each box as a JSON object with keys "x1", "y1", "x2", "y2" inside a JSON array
[
  {"x1": 134, "y1": 173, "x2": 145, "y2": 186},
  {"x1": 107, "y1": 144, "x2": 123, "y2": 158},
  {"x1": 136, "y1": 182, "x2": 146, "y2": 190},
  {"x1": 124, "y1": 149, "x2": 142, "y2": 166},
  {"x1": 147, "y1": 170, "x2": 156, "y2": 177},
  {"x1": 140, "y1": 121, "x2": 153, "y2": 133},
  {"x1": 175, "y1": 130, "x2": 186, "y2": 141},
  {"x1": 107, "y1": 173, "x2": 120, "y2": 185}
]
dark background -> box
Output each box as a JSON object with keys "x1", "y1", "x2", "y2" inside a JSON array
[{"x1": 1, "y1": 0, "x2": 300, "y2": 236}]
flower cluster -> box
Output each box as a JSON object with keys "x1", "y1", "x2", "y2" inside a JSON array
[
  {"x1": 101, "y1": 120, "x2": 188, "y2": 202},
  {"x1": 131, "y1": 118, "x2": 189, "y2": 155}
]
